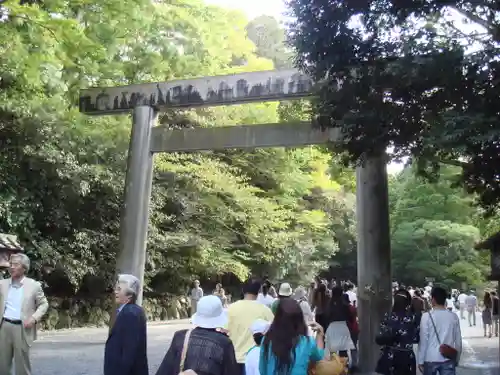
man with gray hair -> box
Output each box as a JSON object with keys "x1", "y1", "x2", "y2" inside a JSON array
[
  {"x1": 0, "y1": 253, "x2": 49, "y2": 375},
  {"x1": 104, "y1": 274, "x2": 148, "y2": 375}
]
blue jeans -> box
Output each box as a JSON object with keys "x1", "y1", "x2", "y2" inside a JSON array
[{"x1": 423, "y1": 361, "x2": 456, "y2": 375}]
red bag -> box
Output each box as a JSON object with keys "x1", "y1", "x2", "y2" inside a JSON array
[{"x1": 429, "y1": 312, "x2": 458, "y2": 361}]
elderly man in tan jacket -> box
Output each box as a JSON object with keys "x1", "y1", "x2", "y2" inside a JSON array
[{"x1": 0, "y1": 253, "x2": 48, "y2": 375}]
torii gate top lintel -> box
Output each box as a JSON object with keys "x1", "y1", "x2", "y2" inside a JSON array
[{"x1": 79, "y1": 69, "x2": 313, "y2": 115}]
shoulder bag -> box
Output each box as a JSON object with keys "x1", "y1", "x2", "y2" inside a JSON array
[
  {"x1": 179, "y1": 329, "x2": 197, "y2": 375},
  {"x1": 428, "y1": 312, "x2": 458, "y2": 361},
  {"x1": 308, "y1": 353, "x2": 347, "y2": 375}
]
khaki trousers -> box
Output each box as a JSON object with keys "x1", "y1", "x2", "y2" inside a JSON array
[
  {"x1": 0, "y1": 321, "x2": 31, "y2": 375},
  {"x1": 191, "y1": 299, "x2": 198, "y2": 314}
]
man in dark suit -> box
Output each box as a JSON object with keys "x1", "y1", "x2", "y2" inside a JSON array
[{"x1": 104, "y1": 274, "x2": 148, "y2": 375}]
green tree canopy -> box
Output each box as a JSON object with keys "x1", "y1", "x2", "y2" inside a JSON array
[
  {"x1": 390, "y1": 167, "x2": 489, "y2": 288},
  {"x1": 287, "y1": 0, "x2": 500, "y2": 211},
  {"x1": 246, "y1": 15, "x2": 294, "y2": 69},
  {"x1": 0, "y1": 0, "x2": 354, "y2": 295}
]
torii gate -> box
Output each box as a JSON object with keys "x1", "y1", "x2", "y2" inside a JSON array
[{"x1": 79, "y1": 69, "x2": 391, "y2": 373}]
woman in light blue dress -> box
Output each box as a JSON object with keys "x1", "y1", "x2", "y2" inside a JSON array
[{"x1": 259, "y1": 298, "x2": 325, "y2": 375}]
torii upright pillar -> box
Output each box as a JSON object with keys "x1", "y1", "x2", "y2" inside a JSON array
[{"x1": 356, "y1": 153, "x2": 392, "y2": 374}]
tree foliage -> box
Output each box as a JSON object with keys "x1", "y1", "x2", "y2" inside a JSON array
[
  {"x1": 288, "y1": 0, "x2": 500, "y2": 211},
  {"x1": 246, "y1": 15, "x2": 294, "y2": 69},
  {"x1": 0, "y1": 0, "x2": 355, "y2": 295},
  {"x1": 390, "y1": 167, "x2": 489, "y2": 288}
]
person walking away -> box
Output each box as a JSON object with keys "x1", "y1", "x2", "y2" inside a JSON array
[
  {"x1": 156, "y1": 295, "x2": 238, "y2": 375},
  {"x1": 491, "y1": 291, "x2": 499, "y2": 337},
  {"x1": 312, "y1": 283, "x2": 331, "y2": 333},
  {"x1": 308, "y1": 281, "x2": 316, "y2": 306},
  {"x1": 457, "y1": 290, "x2": 467, "y2": 320},
  {"x1": 482, "y1": 292, "x2": 493, "y2": 338},
  {"x1": 0, "y1": 254, "x2": 48, "y2": 375},
  {"x1": 213, "y1": 284, "x2": 228, "y2": 308},
  {"x1": 191, "y1": 280, "x2": 203, "y2": 314},
  {"x1": 465, "y1": 291, "x2": 477, "y2": 327},
  {"x1": 259, "y1": 298, "x2": 325, "y2": 375},
  {"x1": 446, "y1": 294, "x2": 455, "y2": 312},
  {"x1": 343, "y1": 293, "x2": 359, "y2": 372},
  {"x1": 375, "y1": 289, "x2": 420, "y2": 375},
  {"x1": 213, "y1": 283, "x2": 223, "y2": 300},
  {"x1": 227, "y1": 280, "x2": 274, "y2": 375},
  {"x1": 295, "y1": 286, "x2": 314, "y2": 325},
  {"x1": 408, "y1": 286, "x2": 415, "y2": 297},
  {"x1": 421, "y1": 289, "x2": 432, "y2": 312},
  {"x1": 257, "y1": 284, "x2": 275, "y2": 308},
  {"x1": 344, "y1": 282, "x2": 357, "y2": 307},
  {"x1": 325, "y1": 286, "x2": 355, "y2": 364},
  {"x1": 219, "y1": 288, "x2": 228, "y2": 308},
  {"x1": 411, "y1": 289, "x2": 425, "y2": 315},
  {"x1": 271, "y1": 282, "x2": 293, "y2": 314},
  {"x1": 245, "y1": 320, "x2": 270, "y2": 375},
  {"x1": 418, "y1": 287, "x2": 462, "y2": 375},
  {"x1": 104, "y1": 274, "x2": 148, "y2": 375}
]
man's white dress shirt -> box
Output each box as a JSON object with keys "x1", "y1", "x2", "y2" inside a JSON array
[
  {"x1": 3, "y1": 278, "x2": 25, "y2": 320},
  {"x1": 458, "y1": 293, "x2": 467, "y2": 305},
  {"x1": 418, "y1": 309, "x2": 462, "y2": 365}
]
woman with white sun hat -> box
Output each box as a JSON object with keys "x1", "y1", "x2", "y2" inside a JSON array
[{"x1": 156, "y1": 295, "x2": 238, "y2": 375}]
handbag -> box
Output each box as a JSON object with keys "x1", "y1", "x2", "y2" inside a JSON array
[
  {"x1": 179, "y1": 329, "x2": 197, "y2": 375},
  {"x1": 308, "y1": 353, "x2": 347, "y2": 375},
  {"x1": 428, "y1": 312, "x2": 458, "y2": 361}
]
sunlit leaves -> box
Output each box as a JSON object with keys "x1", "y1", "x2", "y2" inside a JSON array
[{"x1": 0, "y1": 0, "x2": 357, "y2": 292}]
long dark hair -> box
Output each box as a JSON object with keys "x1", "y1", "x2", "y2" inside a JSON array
[
  {"x1": 328, "y1": 286, "x2": 350, "y2": 322},
  {"x1": 262, "y1": 284, "x2": 269, "y2": 296},
  {"x1": 393, "y1": 289, "x2": 411, "y2": 314},
  {"x1": 313, "y1": 283, "x2": 330, "y2": 311},
  {"x1": 263, "y1": 298, "x2": 307, "y2": 375},
  {"x1": 484, "y1": 292, "x2": 492, "y2": 308}
]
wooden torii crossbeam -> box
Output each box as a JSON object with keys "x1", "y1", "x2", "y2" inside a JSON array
[
  {"x1": 79, "y1": 68, "x2": 391, "y2": 374},
  {"x1": 79, "y1": 69, "x2": 339, "y2": 151}
]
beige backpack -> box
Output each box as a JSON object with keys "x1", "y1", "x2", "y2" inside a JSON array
[{"x1": 179, "y1": 329, "x2": 197, "y2": 375}]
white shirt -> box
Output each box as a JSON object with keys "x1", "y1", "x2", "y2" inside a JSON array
[
  {"x1": 3, "y1": 278, "x2": 25, "y2": 320},
  {"x1": 346, "y1": 290, "x2": 357, "y2": 306},
  {"x1": 465, "y1": 295, "x2": 477, "y2": 308},
  {"x1": 418, "y1": 309, "x2": 462, "y2": 365},
  {"x1": 446, "y1": 298, "x2": 454, "y2": 309},
  {"x1": 191, "y1": 287, "x2": 203, "y2": 301},
  {"x1": 256, "y1": 293, "x2": 275, "y2": 307},
  {"x1": 298, "y1": 299, "x2": 314, "y2": 323},
  {"x1": 458, "y1": 293, "x2": 467, "y2": 304},
  {"x1": 244, "y1": 346, "x2": 260, "y2": 375}
]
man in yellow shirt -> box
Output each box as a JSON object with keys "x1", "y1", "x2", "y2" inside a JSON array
[{"x1": 227, "y1": 280, "x2": 274, "y2": 375}]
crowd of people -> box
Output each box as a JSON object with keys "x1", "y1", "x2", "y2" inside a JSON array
[
  {"x1": 175, "y1": 278, "x2": 470, "y2": 375},
  {"x1": 454, "y1": 289, "x2": 499, "y2": 337},
  {"x1": 0, "y1": 254, "x2": 490, "y2": 375}
]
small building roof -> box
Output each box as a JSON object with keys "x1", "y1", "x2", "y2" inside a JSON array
[{"x1": 0, "y1": 233, "x2": 23, "y2": 252}]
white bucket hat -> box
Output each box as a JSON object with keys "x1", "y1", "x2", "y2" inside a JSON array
[
  {"x1": 294, "y1": 286, "x2": 307, "y2": 300},
  {"x1": 278, "y1": 282, "x2": 293, "y2": 297},
  {"x1": 191, "y1": 295, "x2": 228, "y2": 329},
  {"x1": 250, "y1": 319, "x2": 271, "y2": 335}
]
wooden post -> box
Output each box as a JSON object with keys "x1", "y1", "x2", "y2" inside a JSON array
[{"x1": 356, "y1": 153, "x2": 392, "y2": 374}]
